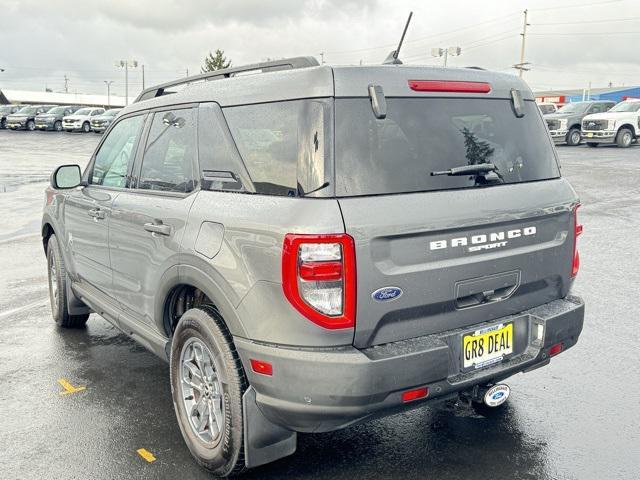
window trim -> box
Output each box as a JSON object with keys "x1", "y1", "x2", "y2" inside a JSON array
[
  {"x1": 83, "y1": 111, "x2": 149, "y2": 191},
  {"x1": 129, "y1": 104, "x2": 200, "y2": 197}
]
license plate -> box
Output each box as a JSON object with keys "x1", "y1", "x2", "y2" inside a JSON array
[
  {"x1": 586, "y1": 132, "x2": 594, "y2": 138},
  {"x1": 462, "y1": 323, "x2": 513, "y2": 369}
]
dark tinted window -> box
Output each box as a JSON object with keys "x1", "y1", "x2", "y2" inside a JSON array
[
  {"x1": 198, "y1": 103, "x2": 251, "y2": 192},
  {"x1": 92, "y1": 115, "x2": 144, "y2": 187},
  {"x1": 138, "y1": 108, "x2": 197, "y2": 193},
  {"x1": 335, "y1": 98, "x2": 560, "y2": 197},
  {"x1": 223, "y1": 101, "x2": 300, "y2": 196}
]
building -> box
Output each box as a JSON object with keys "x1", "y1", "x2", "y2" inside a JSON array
[
  {"x1": 0, "y1": 89, "x2": 132, "y2": 108},
  {"x1": 535, "y1": 86, "x2": 640, "y2": 105}
]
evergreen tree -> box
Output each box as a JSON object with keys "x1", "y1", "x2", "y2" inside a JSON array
[
  {"x1": 461, "y1": 127, "x2": 494, "y2": 165},
  {"x1": 201, "y1": 49, "x2": 232, "y2": 73}
]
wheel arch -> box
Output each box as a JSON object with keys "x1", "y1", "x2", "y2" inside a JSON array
[
  {"x1": 617, "y1": 123, "x2": 636, "y2": 136},
  {"x1": 156, "y1": 264, "x2": 248, "y2": 340}
]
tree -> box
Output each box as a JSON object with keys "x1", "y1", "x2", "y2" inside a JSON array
[{"x1": 201, "y1": 49, "x2": 232, "y2": 73}]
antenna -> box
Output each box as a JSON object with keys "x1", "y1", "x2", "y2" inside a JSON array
[{"x1": 383, "y1": 11, "x2": 413, "y2": 65}]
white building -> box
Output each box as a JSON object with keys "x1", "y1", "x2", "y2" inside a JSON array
[{"x1": 0, "y1": 89, "x2": 133, "y2": 107}]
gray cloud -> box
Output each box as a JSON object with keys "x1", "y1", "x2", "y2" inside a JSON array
[{"x1": 1, "y1": 0, "x2": 639, "y2": 96}]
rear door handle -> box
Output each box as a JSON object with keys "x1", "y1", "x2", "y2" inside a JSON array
[
  {"x1": 88, "y1": 208, "x2": 106, "y2": 220},
  {"x1": 144, "y1": 222, "x2": 172, "y2": 236}
]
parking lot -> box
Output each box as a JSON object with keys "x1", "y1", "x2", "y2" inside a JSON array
[{"x1": 0, "y1": 129, "x2": 639, "y2": 479}]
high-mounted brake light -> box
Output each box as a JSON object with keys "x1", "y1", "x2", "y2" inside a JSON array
[
  {"x1": 408, "y1": 80, "x2": 492, "y2": 94},
  {"x1": 571, "y1": 204, "x2": 583, "y2": 278},
  {"x1": 282, "y1": 234, "x2": 356, "y2": 330}
]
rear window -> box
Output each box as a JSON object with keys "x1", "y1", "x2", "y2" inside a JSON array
[{"x1": 335, "y1": 98, "x2": 560, "y2": 197}]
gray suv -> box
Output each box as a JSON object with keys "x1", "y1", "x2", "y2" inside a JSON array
[
  {"x1": 544, "y1": 100, "x2": 615, "y2": 145},
  {"x1": 42, "y1": 57, "x2": 585, "y2": 476}
]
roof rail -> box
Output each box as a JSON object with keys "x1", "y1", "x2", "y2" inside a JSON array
[{"x1": 134, "y1": 56, "x2": 320, "y2": 103}]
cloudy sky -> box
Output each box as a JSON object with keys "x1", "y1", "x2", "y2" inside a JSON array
[{"x1": 1, "y1": 0, "x2": 640, "y2": 98}]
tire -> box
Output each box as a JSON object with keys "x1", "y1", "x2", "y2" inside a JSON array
[
  {"x1": 170, "y1": 306, "x2": 248, "y2": 477},
  {"x1": 0, "y1": 118, "x2": 6, "y2": 129},
  {"x1": 82, "y1": 121, "x2": 90, "y2": 133},
  {"x1": 616, "y1": 128, "x2": 633, "y2": 148},
  {"x1": 566, "y1": 128, "x2": 582, "y2": 146},
  {"x1": 26, "y1": 120, "x2": 35, "y2": 131},
  {"x1": 47, "y1": 234, "x2": 89, "y2": 328},
  {"x1": 586, "y1": 142, "x2": 599, "y2": 148},
  {"x1": 54, "y1": 120, "x2": 62, "y2": 132}
]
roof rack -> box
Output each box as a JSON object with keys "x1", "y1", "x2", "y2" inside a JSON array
[{"x1": 134, "y1": 56, "x2": 320, "y2": 103}]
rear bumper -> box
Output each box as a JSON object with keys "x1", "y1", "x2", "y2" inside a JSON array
[{"x1": 236, "y1": 295, "x2": 584, "y2": 433}]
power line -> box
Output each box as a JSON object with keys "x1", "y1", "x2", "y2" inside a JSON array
[
  {"x1": 529, "y1": 31, "x2": 640, "y2": 36},
  {"x1": 529, "y1": 0, "x2": 623, "y2": 12},
  {"x1": 533, "y1": 16, "x2": 640, "y2": 26}
]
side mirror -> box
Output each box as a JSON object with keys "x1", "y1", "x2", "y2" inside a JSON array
[{"x1": 51, "y1": 164, "x2": 82, "y2": 189}]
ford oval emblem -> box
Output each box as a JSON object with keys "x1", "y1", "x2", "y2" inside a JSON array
[{"x1": 372, "y1": 287, "x2": 403, "y2": 302}]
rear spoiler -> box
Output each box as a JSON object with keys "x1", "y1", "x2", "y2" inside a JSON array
[{"x1": 134, "y1": 56, "x2": 320, "y2": 103}]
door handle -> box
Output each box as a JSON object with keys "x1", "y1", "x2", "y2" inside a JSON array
[
  {"x1": 144, "y1": 222, "x2": 172, "y2": 236},
  {"x1": 88, "y1": 208, "x2": 106, "y2": 220}
]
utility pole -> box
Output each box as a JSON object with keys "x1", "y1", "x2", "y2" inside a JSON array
[
  {"x1": 104, "y1": 80, "x2": 114, "y2": 107},
  {"x1": 431, "y1": 47, "x2": 461, "y2": 67},
  {"x1": 64, "y1": 75, "x2": 69, "y2": 93},
  {"x1": 320, "y1": 52, "x2": 325, "y2": 64},
  {"x1": 141, "y1": 64, "x2": 145, "y2": 90},
  {"x1": 514, "y1": 9, "x2": 530, "y2": 77},
  {"x1": 116, "y1": 60, "x2": 138, "y2": 105}
]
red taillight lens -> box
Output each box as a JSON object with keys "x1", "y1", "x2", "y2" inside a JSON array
[
  {"x1": 402, "y1": 387, "x2": 429, "y2": 403},
  {"x1": 549, "y1": 342, "x2": 563, "y2": 357},
  {"x1": 282, "y1": 234, "x2": 356, "y2": 330},
  {"x1": 571, "y1": 204, "x2": 583, "y2": 278},
  {"x1": 408, "y1": 80, "x2": 491, "y2": 93},
  {"x1": 250, "y1": 359, "x2": 273, "y2": 376}
]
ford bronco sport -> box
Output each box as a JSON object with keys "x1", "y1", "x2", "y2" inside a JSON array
[{"x1": 42, "y1": 57, "x2": 585, "y2": 476}]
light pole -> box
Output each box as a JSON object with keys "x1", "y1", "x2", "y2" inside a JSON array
[
  {"x1": 104, "y1": 81, "x2": 114, "y2": 107},
  {"x1": 116, "y1": 60, "x2": 138, "y2": 105},
  {"x1": 431, "y1": 47, "x2": 461, "y2": 67}
]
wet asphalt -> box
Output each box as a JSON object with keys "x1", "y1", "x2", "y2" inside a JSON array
[{"x1": 0, "y1": 129, "x2": 639, "y2": 479}]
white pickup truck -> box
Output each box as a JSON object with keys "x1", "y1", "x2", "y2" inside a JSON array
[{"x1": 581, "y1": 99, "x2": 640, "y2": 148}]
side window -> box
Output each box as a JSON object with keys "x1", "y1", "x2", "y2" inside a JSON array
[
  {"x1": 198, "y1": 103, "x2": 252, "y2": 192},
  {"x1": 91, "y1": 115, "x2": 144, "y2": 188},
  {"x1": 223, "y1": 101, "x2": 300, "y2": 196},
  {"x1": 605, "y1": 103, "x2": 614, "y2": 111},
  {"x1": 589, "y1": 105, "x2": 603, "y2": 114},
  {"x1": 138, "y1": 108, "x2": 197, "y2": 193}
]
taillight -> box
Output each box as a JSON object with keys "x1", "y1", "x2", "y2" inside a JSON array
[
  {"x1": 571, "y1": 204, "x2": 583, "y2": 278},
  {"x1": 408, "y1": 80, "x2": 492, "y2": 93},
  {"x1": 282, "y1": 234, "x2": 356, "y2": 330}
]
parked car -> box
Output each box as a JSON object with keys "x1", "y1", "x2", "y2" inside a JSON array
[
  {"x1": 537, "y1": 102, "x2": 557, "y2": 115},
  {"x1": 90, "y1": 108, "x2": 121, "y2": 133},
  {"x1": 35, "y1": 105, "x2": 82, "y2": 132},
  {"x1": 43, "y1": 57, "x2": 585, "y2": 477},
  {"x1": 0, "y1": 105, "x2": 23, "y2": 129},
  {"x1": 6, "y1": 105, "x2": 58, "y2": 131},
  {"x1": 543, "y1": 100, "x2": 615, "y2": 146},
  {"x1": 581, "y1": 98, "x2": 640, "y2": 148},
  {"x1": 62, "y1": 107, "x2": 105, "y2": 132}
]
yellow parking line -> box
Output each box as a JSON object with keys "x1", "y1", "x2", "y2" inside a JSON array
[
  {"x1": 137, "y1": 448, "x2": 156, "y2": 463},
  {"x1": 58, "y1": 378, "x2": 86, "y2": 395}
]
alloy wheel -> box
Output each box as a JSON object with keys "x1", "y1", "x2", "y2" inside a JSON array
[{"x1": 179, "y1": 337, "x2": 225, "y2": 446}]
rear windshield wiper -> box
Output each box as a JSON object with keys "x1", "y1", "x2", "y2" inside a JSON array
[{"x1": 431, "y1": 163, "x2": 498, "y2": 177}]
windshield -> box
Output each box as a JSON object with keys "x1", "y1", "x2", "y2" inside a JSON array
[
  {"x1": 556, "y1": 103, "x2": 588, "y2": 114},
  {"x1": 335, "y1": 98, "x2": 560, "y2": 196},
  {"x1": 75, "y1": 108, "x2": 91, "y2": 115},
  {"x1": 46, "y1": 107, "x2": 66, "y2": 114},
  {"x1": 539, "y1": 104, "x2": 555, "y2": 114},
  {"x1": 609, "y1": 101, "x2": 640, "y2": 113},
  {"x1": 103, "y1": 109, "x2": 120, "y2": 117},
  {"x1": 17, "y1": 106, "x2": 38, "y2": 115}
]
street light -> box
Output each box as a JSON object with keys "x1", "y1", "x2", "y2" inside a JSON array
[
  {"x1": 115, "y1": 60, "x2": 138, "y2": 105},
  {"x1": 431, "y1": 46, "x2": 461, "y2": 67},
  {"x1": 104, "y1": 81, "x2": 114, "y2": 108}
]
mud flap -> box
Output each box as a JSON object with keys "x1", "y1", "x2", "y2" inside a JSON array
[
  {"x1": 66, "y1": 281, "x2": 91, "y2": 316},
  {"x1": 242, "y1": 386, "x2": 297, "y2": 469}
]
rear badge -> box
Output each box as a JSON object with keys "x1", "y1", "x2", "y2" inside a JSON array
[{"x1": 372, "y1": 287, "x2": 403, "y2": 302}]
